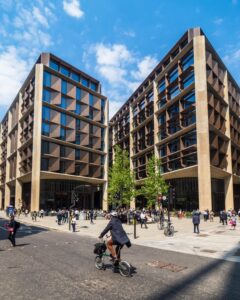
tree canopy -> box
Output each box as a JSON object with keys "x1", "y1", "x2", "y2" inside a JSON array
[
  {"x1": 108, "y1": 145, "x2": 136, "y2": 207},
  {"x1": 139, "y1": 156, "x2": 168, "y2": 208}
]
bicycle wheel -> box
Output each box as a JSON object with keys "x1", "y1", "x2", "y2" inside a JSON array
[
  {"x1": 119, "y1": 261, "x2": 131, "y2": 277},
  {"x1": 95, "y1": 256, "x2": 104, "y2": 270},
  {"x1": 169, "y1": 225, "x2": 174, "y2": 236}
]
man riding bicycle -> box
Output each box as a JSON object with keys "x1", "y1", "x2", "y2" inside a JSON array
[{"x1": 98, "y1": 211, "x2": 131, "y2": 264}]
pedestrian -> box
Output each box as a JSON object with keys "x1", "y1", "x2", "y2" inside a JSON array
[
  {"x1": 32, "y1": 211, "x2": 37, "y2": 222},
  {"x1": 90, "y1": 209, "x2": 94, "y2": 224},
  {"x1": 140, "y1": 210, "x2": 148, "y2": 229},
  {"x1": 221, "y1": 210, "x2": 227, "y2": 225},
  {"x1": 71, "y1": 215, "x2": 77, "y2": 232},
  {"x1": 203, "y1": 210, "x2": 208, "y2": 222},
  {"x1": 209, "y1": 210, "x2": 214, "y2": 222},
  {"x1": 57, "y1": 210, "x2": 62, "y2": 225},
  {"x1": 229, "y1": 214, "x2": 237, "y2": 230},
  {"x1": 24, "y1": 209, "x2": 28, "y2": 217},
  {"x1": 238, "y1": 209, "x2": 240, "y2": 221},
  {"x1": 5, "y1": 215, "x2": 20, "y2": 247},
  {"x1": 39, "y1": 209, "x2": 44, "y2": 218},
  {"x1": 192, "y1": 211, "x2": 200, "y2": 234}
]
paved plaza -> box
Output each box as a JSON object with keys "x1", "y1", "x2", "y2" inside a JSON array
[{"x1": 1, "y1": 211, "x2": 240, "y2": 263}]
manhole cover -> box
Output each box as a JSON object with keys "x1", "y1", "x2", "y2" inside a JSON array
[
  {"x1": 233, "y1": 249, "x2": 240, "y2": 256},
  {"x1": 200, "y1": 249, "x2": 216, "y2": 253},
  {"x1": 197, "y1": 234, "x2": 208, "y2": 237},
  {"x1": 147, "y1": 261, "x2": 187, "y2": 272}
]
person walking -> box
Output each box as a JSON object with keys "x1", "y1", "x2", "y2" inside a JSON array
[
  {"x1": 6, "y1": 215, "x2": 20, "y2": 247},
  {"x1": 192, "y1": 211, "x2": 200, "y2": 234},
  {"x1": 140, "y1": 210, "x2": 148, "y2": 229},
  {"x1": 230, "y1": 213, "x2": 237, "y2": 230},
  {"x1": 89, "y1": 209, "x2": 94, "y2": 224},
  {"x1": 71, "y1": 215, "x2": 77, "y2": 232},
  {"x1": 209, "y1": 210, "x2": 214, "y2": 222},
  {"x1": 39, "y1": 209, "x2": 44, "y2": 218},
  {"x1": 32, "y1": 211, "x2": 37, "y2": 222},
  {"x1": 221, "y1": 210, "x2": 227, "y2": 225}
]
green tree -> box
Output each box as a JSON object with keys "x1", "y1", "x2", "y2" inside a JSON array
[
  {"x1": 139, "y1": 156, "x2": 168, "y2": 208},
  {"x1": 108, "y1": 145, "x2": 136, "y2": 207}
]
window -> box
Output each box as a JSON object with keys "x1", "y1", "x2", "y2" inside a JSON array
[
  {"x1": 61, "y1": 113, "x2": 66, "y2": 126},
  {"x1": 182, "y1": 111, "x2": 196, "y2": 127},
  {"x1": 76, "y1": 87, "x2": 81, "y2": 100},
  {"x1": 159, "y1": 146, "x2": 166, "y2": 157},
  {"x1": 182, "y1": 50, "x2": 194, "y2": 71},
  {"x1": 61, "y1": 96, "x2": 67, "y2": 109},
  {"x1": 60, "y1": 146, "x2": 66, "y2": 157},
  {"x1": 169, "y1": 66, "x2": 178, "y2": 83},
  {"x1": 183, "y1": 72, "x2": 194, "y2": 89},
  {"x1": 60, "y1": 65, "x2": 70, "y2": 77},
  {"x1": 41, "y1": 141, "x2": 49, "y2": 154},
  {"x1": 76, "y1": 119, "x2": 81, "y2": 130},
  {"x1": 90, "y1": 82, "x2": 97, "y2": 91},
  {"x1": 41, "y1": 158, "x2": 49, "y2": 171},
  {"x1": 147, "y1": 91, "x2": 154, "y2": 102},
  {"x1": 60, "y1": 161, "x2": 66, "y2": 172},
  {"x1": 43, "y1": 71, "x2": 51, "y2": 87},
  {"x1": 76, "y1": 103, "x2": 81, "y2": 114},
  {"x1": 81, "y1": 77, "x2": 89, "y2": 87},
  {"x1": 42, "y1": 122, "x2": 50, "y2": 136},
  {"x1": 182, "y1": 131, "x2": 197, "y2": 147},
  {"x1": 75, "y1": 149, "x2": 81, "y2": 160},
  {"x1": 158, "y1": 113, "x2": 166, "y2": 125},
  {"x1": 43, "y1": 89, "x2": 51, "y2": 103},
  {"x1": 76, "y1": 133, "x2": 81, "y2": 144},
  {"x1": 42, "y1": 106, "x2": 51, "y2": 121},
  {"x1": 182, "y1": 91, "x2": 195, "y2": 109},
  {"x1": 71, "y1": 72, "x2": 80, "y2": 82},
  {"x1": 168, "y1": 139, "x2": 180, "y2": 153},
  {"x1": 101, "y1": 99, "x2": 105, "y2": 111},
  {"x1": 89, "y1": 94, "x2": 94, "y2": 107},
  {"x1": 168, "y1": 104, "x2": 179, "y2": 118},
  {"x1": 133, "y1": 106, "x2": 138, "y2": 117},
  {"x1": 60, "y1": 127, "x2": 66, "y2": 140},
  {"x1": 169, "y1": 85, "x2": 180, "y2": 99},
  {"x1": 61, "y1": 80, "x2": 67, "y2": 94},
  {"x1": 158, "y1": 79, "x2": 166, "y2": 93},
  {"x1": 50, "y1": 60, "x2": 59, "y2": 71},
  {"x1": 139, "y1": 100, "x2": 145, "y2": 110},
  {"x1": 159, "y1": 96, "x2": 167, "y2": 108}
]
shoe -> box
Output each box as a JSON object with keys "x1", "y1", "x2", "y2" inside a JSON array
[{"x1": 113, "y1": 259, "x2": 119, "y2": 266}]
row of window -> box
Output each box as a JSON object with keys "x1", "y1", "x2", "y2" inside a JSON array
[{"x1": 49, "y1": 59, "x2": 98, "y2": 92}]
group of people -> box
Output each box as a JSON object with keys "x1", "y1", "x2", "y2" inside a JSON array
[{"x1": 219, "y1": 209, "x2": 239, "y2": 229}]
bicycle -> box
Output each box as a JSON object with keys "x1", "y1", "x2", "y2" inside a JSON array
[
  {"x1": 163, "y1": 221, "x2": 174, "y2": 237},
  {"x1": 94, "y1": 240, "x2": 132, "y2": 277},
  {"x1": 157, "y1": 218, "x2": 167, "y2": 230}
]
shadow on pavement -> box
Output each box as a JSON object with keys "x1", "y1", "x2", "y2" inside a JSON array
[{"x1": 148, "y1": 246, "x2": 240, "y2": 300}]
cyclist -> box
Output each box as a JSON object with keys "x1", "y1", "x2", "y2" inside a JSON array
[{"x1": 98, "y1": 211, "x2": 131, "y2": 264}]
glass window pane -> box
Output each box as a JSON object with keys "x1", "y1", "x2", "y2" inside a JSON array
[
  {"x1": 43, "y1": 71, "x2": 51, "y2": 87},
  {"x1": 42, "y1": 106, "x2": 51, "y2": 121},
  {"x1": 42, "y1": 122, "x2": 50, "y2": 136},
  {"x1": 61, "y1": 80, "x2": 67, "y2": 94},
  {"x1": 183, "y1": 72, "x2": 194, "y2": 89},
  {"x1": 60, "y1": 66, "x2": 70, "y2": 77},
  {"x1": 90, "y1": 82, "x2": 97, "y2": 91},
  {"x1": 76, "y1": 87, "x2": 81, "y2": 100},
  {"x1": 61, "y1": 113, "x2": 66, "y2": 126},
  {"x1": 81, "y1": 77, "x2": 89, "y2": 87},
  {"x1": 71, "y1": 72, "x2": 80, "y2": 82},
  {"x1": 89, "y1": 94, "x2": 94, "y2": 107},
  {"x1": 43, "y1": 89, "x2": 51, "y2": 103},
  {"x1": 50, "y1": 60, "x2": 59, "y2": 71}
]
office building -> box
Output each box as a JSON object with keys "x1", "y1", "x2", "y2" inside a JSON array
[
  {"x1": 110, "y1": 28, "x2": 240, "y2": 211},
  {"x1": 0, "y1": 53, "x2": 108, "y2": 211}
]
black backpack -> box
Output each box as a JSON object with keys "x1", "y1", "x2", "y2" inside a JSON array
[{"x1": 93, "y1": 243, "x2": 106, "y2": 255}]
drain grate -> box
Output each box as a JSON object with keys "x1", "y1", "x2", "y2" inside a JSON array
[
  {"x1": 200, "y1": 249, "x2": 216, "y2": 253},
  {"x1": 197, "y1": 234, "x2": 209, "y2": 237},
  {"x1": 215, "y1": 231, "x2": 224, "y2": 234},
  {"x1": 233, "y1": 249, "x2": 240, "y2": 256},
  {"x1": 147, "y1": 261, "x2": 187, "y2": 272}
]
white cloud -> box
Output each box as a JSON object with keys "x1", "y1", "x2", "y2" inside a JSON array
[
  {"x1": 63, "y1": 0, "x2": 84, "y2": 19},
  {"x1": 213, "y1": 18, "x2": 223, "y2": 25},
  {"x1": 131, "y1": 55, "x2": 157, "y2": 80},
  {"x1": 98, "y1": 65, "x2": 127, "y2": 84},
  {"x1": 109, "y1": 100, "x2": 124, "y2": 119},
  {"x1": 0, "y1": 47, "x2": 30, "y2": 106},
  {"x1": 33, "y1": 6, "x2": 49, "y2": 28},
  {"x1": 94, "y1": 43, "x2": 133, "y2": 67}
]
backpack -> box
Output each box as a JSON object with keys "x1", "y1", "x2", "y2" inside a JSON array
[
  {"x1": 93, "y1": 243, "x2": 107, "y2": 255},
  {"x1": 15, "y1": 221, "x2": 21, "y2": 230}
]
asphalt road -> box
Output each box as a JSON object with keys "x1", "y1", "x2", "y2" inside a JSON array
[{"x1": 0, "y1": 217, "x2": 239, "y2": 300}]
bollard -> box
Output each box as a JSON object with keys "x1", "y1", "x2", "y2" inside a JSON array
[{"x1": 134, "y1": 216, "x2": 137, "y2": 239}]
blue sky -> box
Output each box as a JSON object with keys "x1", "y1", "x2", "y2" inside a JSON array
[{"x1": 0, "y1": 0, "x2": 240, "y2": 121}]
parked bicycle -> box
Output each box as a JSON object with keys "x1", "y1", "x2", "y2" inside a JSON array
[
  {"x1": 163, "y1": 221, "x2": 174, "y2": 237},
  {"x1": 94, "y1": 239, "x2": 131, "y2": 277}
]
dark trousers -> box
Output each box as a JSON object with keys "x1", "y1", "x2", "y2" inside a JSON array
[
  {"x1": 90, "y1": 217, "x2": 93, "y2": 223},
  {"x1": 141, "y1": 218, "x2": 147, "y2": 228},
  {"x1": 72, "y1": 223, "x2": 76, "y2": 232},
  {"x1": 8, "y1": 232, "x2": 16, "y2": 246},
  {"x1": 194, "y1": 224, "x2": 199, "y2": 233},
  {"x1": 221, "y1": 219, "x2": 227, "y2": 225}
]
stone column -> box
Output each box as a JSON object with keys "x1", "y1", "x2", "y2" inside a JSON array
[
  {"x1": 4, "y1": 110, "x2": 12, "y2": 209},
  {"x1": 224, "y1": 71, "x2": 234, "y2": 210},
  {"x1": 102, "y1": 97, "x2": 109, "y2": 211},
  {"x1": 194, "y1": 35, "x2": 212, "y2": 211},
  {"x1": 31, "y1": 64, "x2": 43, "y2": 211},
  {"x1": 129, "y1": 103, "x2": 135, "y2": 209}
]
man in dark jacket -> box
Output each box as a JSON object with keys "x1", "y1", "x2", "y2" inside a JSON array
[
  {"x1": 192, "y1": 210, "x2": 201, "y2": 234},
  {"x1": 99, "y1": 211, "x2": 131, "y2": 262},
  {"x1": 7, "y1": 215, "x2": 20, "y2": 247}
]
